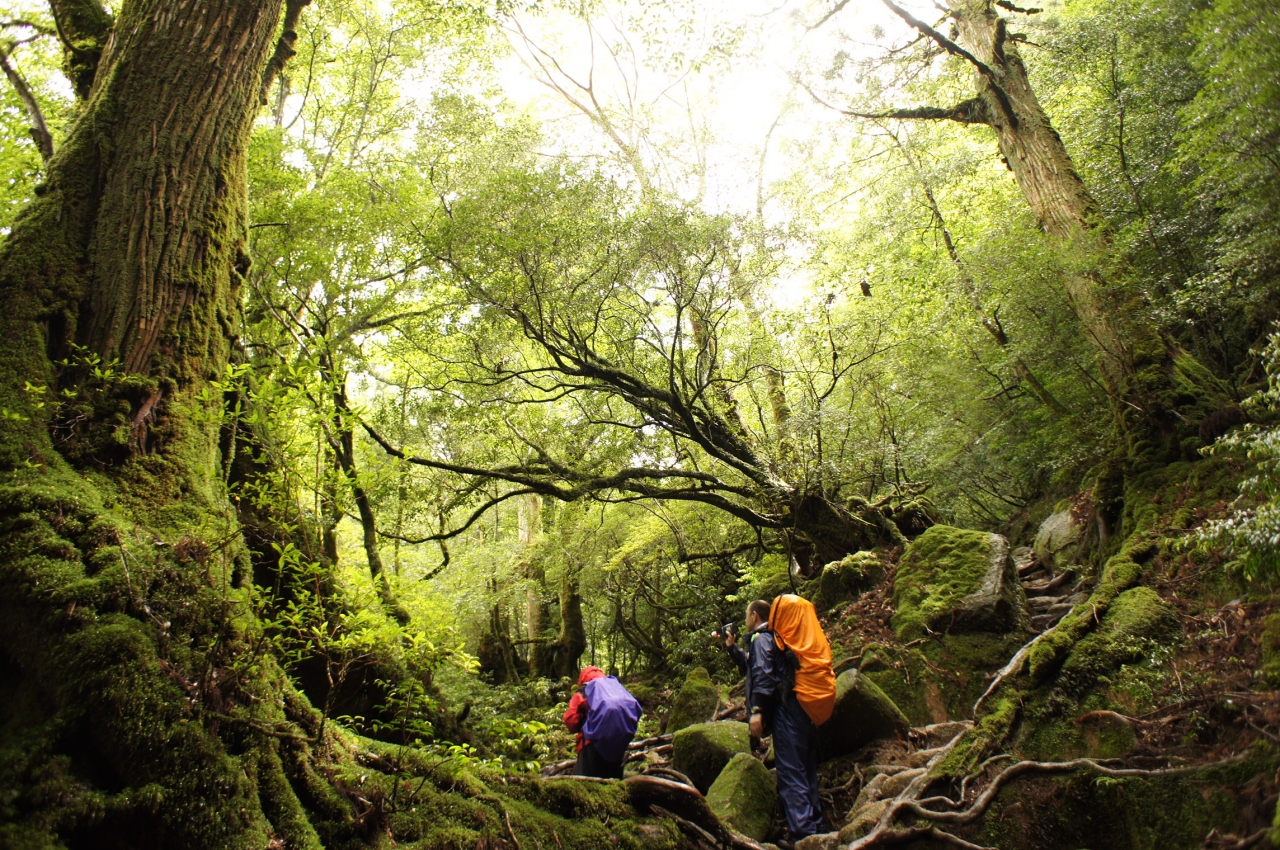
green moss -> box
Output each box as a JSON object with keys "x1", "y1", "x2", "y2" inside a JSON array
[
  {"x1": 805, "y1": 552, "x2": 883, "y2": 610},
  {"x1": 933, "y1": 696, "x2": 1020, "y2": 779},
  {"x1": 975, "y1": 748, "x2": 1274, "y2": 850},
  {"x1": 1027, "y1": 543, "x2": 1148, "y2": 683},
  {"x1": 1018, "y1": 708, "x2": 1136, "y2": 763},
  {"x1": 671, "y1": 721, "x2": 750, "y2": 793},
  {"x1": 666, "y1": 667, "x2": 719, "y2": 733},
  {"x1": 893, "y1": 526, "x2": 1025, "y2": 641},
  {"x1": 705, "y1": 753, "x2": 776, "y2": 841},
  {"x1": 864, "y1": 654, "x2": 934, "y2": 727},
  {"x1": 817, "y1": 669, "x2": 911, "y2": 759},
  {"x1": 1056, "y1": 587, "x2": 1180, "y2": 697}
]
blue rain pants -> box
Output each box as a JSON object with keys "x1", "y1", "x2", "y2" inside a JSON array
[{"x1": 771, "y1": 690, "x2": 824, "y2": 839}]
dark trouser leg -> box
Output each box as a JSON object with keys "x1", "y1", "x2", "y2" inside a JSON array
[
  {"x1": 574, "y1": 742, "x2": 624, "y2": 779},
  {"x1": 771, "y1": 694, "x2": 825, "y2": 839}
]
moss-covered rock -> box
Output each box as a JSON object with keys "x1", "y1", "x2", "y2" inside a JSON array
[
  {"x1": 671, "y1": 721, "x2": 750, "y2": 793},
  {"x1": 807, "y1": 552, "x2": 883, "y2": 609},
  {"x1": 666, "y1": 667, "x2": 719, "y2": 733},
  {"x1": 971, "y1": 749, "x2": 1273, "y2": 850},
  {"x1": 1033, "y1": 502, "x2": 1088, "y2": 571},
  {"x1": 1018, "y1": 709, "x2": 1137, "y2": 763},
  {"x1": 892, "y1": 526, "x2": 1029, "y2": 641},
  {"x1": 705, "y1": 752, "x2": 776, "y2": 841},
  {"x1": 1056, "y1": 586, "x2": 1180, "y2": 696},
  {"x1": 814, "y1": 670, "x2": 909, "y2": 761},
  {"x1": 864, "y1": 633, "x2": 1026, "y2": 726}
]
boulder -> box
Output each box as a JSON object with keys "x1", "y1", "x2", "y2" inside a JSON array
[
  {"x1": 807, "y1": 551, "x2": 883, "y2": 608},
  {"x1": 671, "y1": 721, "x2": 751, "y2": 793},
  {"x1": 705, "y1": 753, "x2": 776, "y2": 841},
  {"x1": 1034, "y1": 503, "x2": 1087, "y2": 571},
  {"x1": 891, "y1": 525, "x2": 1029, "y2": 641},
  {"x1": 813, "y1": 670, "x2": 910, "y2": 761},
  {"x1": 666, "y1": 666, "x2": 719, "y2": 733},
  {"x1": 1057, "y1": 586, "x2": 1181, "y2": 696}
]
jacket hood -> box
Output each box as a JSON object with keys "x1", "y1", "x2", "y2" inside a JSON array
[{"x1": 578, "y1": 666, "x2": 606, "y2": 685}]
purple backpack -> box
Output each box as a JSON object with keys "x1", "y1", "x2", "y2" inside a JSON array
[{"x1": 582, "y1": 676, "x2": 642, "y2": 764}]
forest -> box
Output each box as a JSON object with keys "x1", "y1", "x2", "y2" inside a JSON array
[{"x1": 0, "y1": 0, "x2": 1277, "y2": 847}]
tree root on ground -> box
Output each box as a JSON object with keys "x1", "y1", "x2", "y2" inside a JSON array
[{"x1": 845, "y1": 754, "x2": 1251, "y2": 849}]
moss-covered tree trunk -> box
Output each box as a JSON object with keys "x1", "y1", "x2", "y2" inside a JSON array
[
  {"x1": 944, "y1": 0, "x2": 1230, "y2": 459},
  {"x1": 0, "y1": 2, "x2": 363, "y2": 846}
]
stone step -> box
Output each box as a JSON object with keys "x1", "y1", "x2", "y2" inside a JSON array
[
  {"x1": 1029, "y1": 594, "x2": 1067, "y2": 610},
  {"x1": 1030, "y1": 611, "x2": 1066, "y2": 631},
  {"x1": 1045, "y1": 593, "x2": 1090, "y2": 616},
  {"x1": 1024, "y1": 569, "x2": 1075, "y2": 595},
  {"x1": 1017, "y1": 558, "x2": 1045, "y2": 578}
]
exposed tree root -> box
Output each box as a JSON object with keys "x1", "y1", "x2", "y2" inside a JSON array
[
  {"x1": 971, "y1": 615, "x2": 1066, "y2": 716},
  {"x1": 1203, "y1": 827, "x2": 1271, "y2": 850},
  {"x1": 845, "y1": 754, "x2": 1250, "y2": 849}
]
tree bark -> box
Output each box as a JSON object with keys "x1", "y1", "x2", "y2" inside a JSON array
[
  {"x1": 332, "y1": 379, "x2": 409, "y2": 622},
  {"x1": 948, "y1": 0, "x2": 1131, "y2": 389},
  {"x1": 0, "y1": 2, "x2": 361, "y2": 846}
]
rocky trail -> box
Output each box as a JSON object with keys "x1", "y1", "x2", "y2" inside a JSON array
[
  {"x1": 531, "y1": 500, "x2": 1279, "y2": 850},
  {"x1": 1015, "y1": 546, "x2": 1090, "y2": 635}
]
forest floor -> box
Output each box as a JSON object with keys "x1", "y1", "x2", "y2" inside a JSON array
[{"x1": 556, "y1": 462, "x2": 1280, "y2": 850}]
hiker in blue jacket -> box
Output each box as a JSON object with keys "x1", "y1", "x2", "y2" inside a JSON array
[{"x1": 722, "y1": 599, "x2": 824, "y2": 841}]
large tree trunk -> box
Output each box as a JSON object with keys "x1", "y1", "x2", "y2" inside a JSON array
[
  {"x1": 948, "y1": 0, "x2": 1230, "y2": 459},
  {"x1": 950, "y1": 0, "x2": 1130, "y2": 387},
  {"x1": 0, "y1": 2, "x2": 361, "y2": 846}
]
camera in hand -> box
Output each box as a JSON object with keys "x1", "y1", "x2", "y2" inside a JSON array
[{"x1": 710, "y1": 621, "x2": 739, "y2": 639}]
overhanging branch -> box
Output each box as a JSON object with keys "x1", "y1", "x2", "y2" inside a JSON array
[
  {"x1": 261, "y1": 0, "x2": 311, "y2": 104},
  {"x1": 798, "y1": 78, "x2": 989, "y2": 126},
  {"x1": 878, "y1": 0, "x2": 1017, "y2": 125},
  {"x1": 995, "y1": 0, "x2": 1042, "y2": 13},
  {"x1": 0, "y1": 43, "x2": 52, "y2": 161},
  {"x1": 360, "y1": 419, "x2": 784, "y2": 531}
]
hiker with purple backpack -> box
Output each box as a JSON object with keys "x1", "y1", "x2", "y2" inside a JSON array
[{"x1": 562, "y1": 665, "x2": 642, "y2": 778}]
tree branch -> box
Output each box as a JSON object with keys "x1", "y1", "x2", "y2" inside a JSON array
[
  {"x1": 995, "y1": 0, "x2": 1042, "y2": 13},
  {"x1": 46, "y1": 0, "x2": 109, "y2": 98},
  {"x1": 359, "y1": 420, "x2": 782, "y2": 530},
  {"x1": 261, "y1": 0, "x2": 311, "y2": 104},
  {"x1": 798, "y1": 79, "x2": 988, "y2": 126},
  {"x1": 878, "y1": 0, "x2": 1017, "y2": 124},
  {"x1": 0, "y1": 43, "x2": 52, "y2": 162}
]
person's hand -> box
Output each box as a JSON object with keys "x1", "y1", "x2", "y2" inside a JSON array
[
  {"x1": 725, "y1": 630, "x2": 737, "y2": 648},
  {"x1": 749, "y1": 712, "x2": 764, "y2": 738}
]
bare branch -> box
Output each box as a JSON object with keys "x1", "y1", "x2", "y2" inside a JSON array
[
  {"x1": 806, "y1": 0, "x2": 854, "y2": 31},
  {"x1": 0, "y1": 43, "x2": 52, "y2": 162},
  {"x1": 877, "y1": 0, "x2": 1017, "y2": 124}
]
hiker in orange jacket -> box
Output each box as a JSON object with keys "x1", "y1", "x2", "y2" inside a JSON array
[{"x1": 721, "y1": 598, "x2": 825, "y2": 841}]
